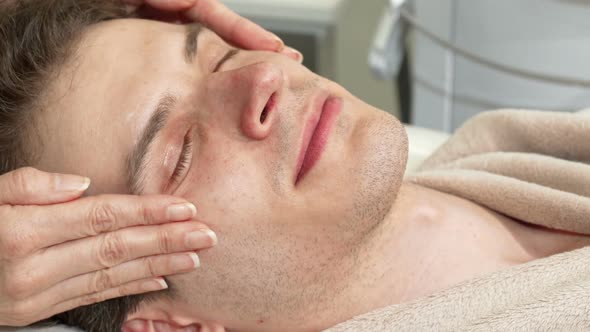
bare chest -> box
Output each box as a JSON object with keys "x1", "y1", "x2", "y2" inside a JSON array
[
  {"x1": 445, "y1": 201, "x2": 590, "y2": 264},
  {"x1": 401, "y1": 195, "x2": 590, "y2": 301}
]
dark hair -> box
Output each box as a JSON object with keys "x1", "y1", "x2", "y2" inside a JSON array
[{"x1": 0, "y1": 1, "x2": 165, "y2": 331}]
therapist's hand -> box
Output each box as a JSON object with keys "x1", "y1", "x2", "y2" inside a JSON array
[
  {"x1": 0, "y1": 167, "x2": 217, "y2": 327},
  {"x1": 125, "y1": 0, "x2": 303, "y2": 62}
]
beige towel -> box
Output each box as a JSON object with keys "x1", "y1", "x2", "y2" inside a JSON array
[{"x1": 326, "y1": 110, "x2": 590, "y2": 332}]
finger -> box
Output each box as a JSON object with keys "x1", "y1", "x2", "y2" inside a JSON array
[
  {"x1": 281, "y1": 47, "x2": 304, "y2": 63},
  {"x1": 183, "y1": 0, "x2": 284, "y2": 51},
  {"x1": 42, "y1": 252, "x2": 199, "y2": 307},
  {"x1": 0, "y1": 167, "x2": 89, "y2": 205},
  {"x1": 22, "y1": 222, "x2": 215, "y2": 296},
  {"x1": 143, "y1": 0, "x2": 196, "y2": 11},
  {"x1": 122, "y1": 0, "x2": 196, "y2": 13},
  {"x1": 48, "y1": 277, "x2": 169, "y2": 320},
  {"x1": 24, "y1": 194, "x2": 197, "y2": 250}
]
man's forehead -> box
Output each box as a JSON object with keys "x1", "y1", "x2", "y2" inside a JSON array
[
  {"x1": 36, "y1": 19, "x2": 185, "y2": 193},
  {"x1": 64, "y1": 18, "x2": 187, "y2": 135},
  {"x1": 84, "y1": 18, "x2": 181, "y2": 44}
]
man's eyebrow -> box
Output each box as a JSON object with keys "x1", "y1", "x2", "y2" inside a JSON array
[
  {"x1": 185, "y1": 23, "x2": 203, "y2": 63},
  {"x1": 126, "y1": 94, "x2": 177, "y2": 195}
]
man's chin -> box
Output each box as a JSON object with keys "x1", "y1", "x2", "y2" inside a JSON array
[
  {"x1": 289, "y1": 94, "x2": 407, "y2": 243},
  {"x1": 347, "y1": 108, "x2": 408, "y2": 240}
]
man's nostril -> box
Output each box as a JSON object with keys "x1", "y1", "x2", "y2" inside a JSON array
[
  {"x1": 260, "y1": 93, "x2": 277, "y2": 124},
  {"x1": 260, "y1": 105, "x2": 269, "y2": 124}
]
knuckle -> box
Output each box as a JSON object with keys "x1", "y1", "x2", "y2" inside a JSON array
[
  {"x1": 78, "y1": 287, "x2": 123, "y2": 307},
  {"x1": 116, "y1": 283, "x2": 134, "y2": 297},
  {"x1": 91, "y1": 269, "x2": 115, "y2": 293},
  {"x1": 4, "y1": 272, "x2": 34, "y2": 301},
  {"x1": 144, "y1": 256, "x2": 158, "y2": 277},
  {"x1": 78, "y1": 292, "x2": 104, "y2": 307},
  {"x1": 89, "y1": 201, "x2": 118, "y2": 234},
  {"x1": 157, "y1": 229, "x2": 174, "y2": 253},
  {"x1": 138, "y1": 200, "x2": 156, "y2": 225},
  {"x1": 97, "y1": 233, "x2": 128, "y2": 267},
  {"x1": 0, "y1": 223, "x2": 35, "y2": 258},
  {"x1": 116, "y1": 278, "x2": 144, "y2": 299},
  {"x1": 10, "y1": 167, "x2": 40, "y2": 197}
]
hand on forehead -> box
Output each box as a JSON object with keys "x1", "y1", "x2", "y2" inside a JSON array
[{"x1": 123, "y1": 0, "x2": 297, "y2": 56}]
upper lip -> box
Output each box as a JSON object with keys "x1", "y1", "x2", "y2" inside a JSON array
[{"x1": 294, "y1": 90, "x2": 330, "y2": 184}]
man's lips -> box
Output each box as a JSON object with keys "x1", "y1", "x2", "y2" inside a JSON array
[{"x1": 295, "y1": 92, "x2": 343, "y2": 184}]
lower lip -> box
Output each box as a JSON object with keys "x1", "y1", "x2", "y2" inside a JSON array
[{"x1": 296, "y1": 96, "x2": 343, "y2": 184}]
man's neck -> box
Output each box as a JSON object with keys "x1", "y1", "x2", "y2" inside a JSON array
[
  {"x1": 300, "y1": 182, "x2": 443, "y2": 330},
  {"x1": 311, "y1": 182, "x2": 525, "y2": 331}
]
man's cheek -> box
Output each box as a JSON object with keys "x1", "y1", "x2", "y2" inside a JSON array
[{"x1": 189, "y1": 157, "x2": 273, "y2": 228}]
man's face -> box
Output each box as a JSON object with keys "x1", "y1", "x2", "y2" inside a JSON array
[{"x1": 36, "y1": 19, "x2": 407, "y2": 326}]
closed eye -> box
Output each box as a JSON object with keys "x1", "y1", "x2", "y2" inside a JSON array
[
  {"x1": 213, "y1": 49, "x2": 239, "y2": 72},
  {"x1": 170, "y1": 131, "x2": 193, "y2": 186}
]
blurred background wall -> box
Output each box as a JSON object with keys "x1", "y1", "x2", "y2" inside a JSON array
[
  {"x1": 334, "y1": 0, "x2": 398, "y2": 116},
  {"x1": 410, "y1": 0, "x2": 590, "y2": 132}
]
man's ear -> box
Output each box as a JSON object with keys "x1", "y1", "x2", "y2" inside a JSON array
[{"x1": 122, "y1": 302, "x2": 226, "y2": 332}]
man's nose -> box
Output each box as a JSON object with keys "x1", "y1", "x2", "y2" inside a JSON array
[{"x1": 213, "y1": 62, "x2": 285, "y2": 140}]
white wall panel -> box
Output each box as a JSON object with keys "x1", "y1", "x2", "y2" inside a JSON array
[{"x1": 412, "y1": 0, "x2": 590, "y2": 131}]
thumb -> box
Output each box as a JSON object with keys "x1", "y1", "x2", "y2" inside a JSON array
[
  {"x1": 181, "y1": 0, "x2": 284, "y2": 52},
  {"x1": 0, "y1": 167, "x2": 90, "y2": 205}
]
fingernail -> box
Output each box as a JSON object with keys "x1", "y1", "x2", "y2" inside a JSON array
[
  {"x1": 185, "y1": 229, "x2": 218, "y2": 248},
  {"x1": 142, "y1": 278, "x2": 168, "y2": 292},
  {"x1": 271, "y1": 34, "x2": 284, "y2": 51},
  {"x1": 284, "y1": 47, "x2": 303, "y2": 62},
  {"x1": 171, "y1": 252, "x2": 200, "y2": 271},
  {"x1": 166, "y1": 203, "x2": 197, "y2": 221},
  {"x1": 56, "y1": 175, "x2": 91, "y2": 192},
  {"x1": 205, "y1": 229, "x2": 218, "y2": 245}
]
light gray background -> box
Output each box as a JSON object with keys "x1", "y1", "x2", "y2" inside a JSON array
[{"x1": 412, "y1": 0, "x2": 590, "y2": 131}]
